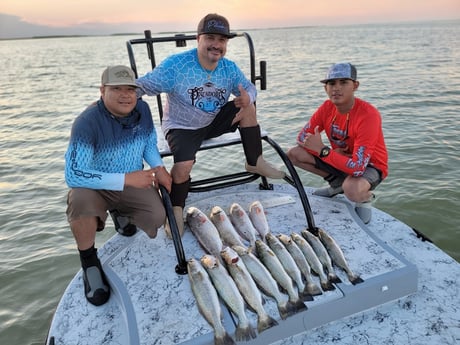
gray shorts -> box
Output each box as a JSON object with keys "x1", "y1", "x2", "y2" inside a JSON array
[
  {"x1": 166, "y1": 101, "x2": 239, "y2": 163},
  {"x1": 314, "y1": 156, "x2": 383, "y2": 190},
  {"x1": 66, "y1": 186, "x2": 166, "y2": 236}
]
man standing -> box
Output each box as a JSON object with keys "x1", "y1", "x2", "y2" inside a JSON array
[
  {"x1": 287, "y1": 62, "x2": 388, "y2": 224},
  {"x1": 137, "y1": 13, "x2": 284, "y2": 236}
]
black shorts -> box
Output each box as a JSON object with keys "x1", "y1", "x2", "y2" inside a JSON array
[
  {"x1": 314, "y1": 156, "x2": 383, "y2": 190},
  {"x1": 166, "y1": 101, "x2": 239, "y2": 163}
]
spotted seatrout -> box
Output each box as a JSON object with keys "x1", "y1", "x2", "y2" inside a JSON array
[
  {"x1": 277, "y1": 233, "x2": 322, "y2": 296},
  {"x1": 318, "y1": 228, "x2": 364, "y2": 285},
  {"x1": 232, "y1": 245, "x2": 296, "y2": 320},
  {"x1": 229, "y1": 203, "x2": 257, "y2": 246},
  {"x1": 302, "y1": 229, "x2": 341, "y2": 284},
  {"x1": 209, "y1": 206, "x2": 246, "y2": 248},
  {"x1": 255, "y1": 239, "x2": 307, "y2": 312},
  {"x1": 248, "y1": 200, "x2": 270, "y2": 241},
  {"x1": 186, "y1": 207, "x2": 223, "y2": 257},
  {"x1": 221, "y1": 247, "x2": 278, "y2": 333},
  {"x1": 201, "y1": 255, "x2": 256, "y2": 341},
  {"x1": 291, "y1": 232, "x2": 335, "y2": 291},
  {"x1": 265, "y1": 233, "x2": 312, "y2": 301},
  {"x1": 187, "y1": 258, "x2": 236, "y2": 345}
]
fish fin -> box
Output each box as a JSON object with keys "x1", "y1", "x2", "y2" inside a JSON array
[
  {"x1": 257, "y1": 314, "x2": 278, "y2": 333},
  {"x1": 306, "y1": 283, "x2": 323, "y2": 296},
  {"x1": 214, "y1": 332, "x2": 236, "y2": 345},
  {"x1": 350, "y1": 275, "x2": 364, "y2": 285},
  {"x1": 328, "y1": 273, "x2": 342, "y2": 284},
  {"x1": 234, "y1": 324, "x2": 257, "y2": 341},
  {"x1": 293, "y1": 299, "x2": 307, "y2": 312},
  {"x1": 321, "y1": 281, "x2": 336, "y2": 291},
  {"x1": 301, "y1": 292, "x2": 314, "y2": 301},
  {"x1": 279, "y1": 300, "x2": 297, "y2": 319}
]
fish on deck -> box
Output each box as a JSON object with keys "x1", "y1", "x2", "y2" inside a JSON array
[
  {"x1": 221, "y1": 246, "x2": 278, "y2": 333},
  {"x1": 318, "y1": 228, "x2": 364, "y2": 285},
  {"x1": 209, "y1": 206, "x2": 246, "y2": 248},
  {"x1": 186, "y1": 206, "x2": 223, "y2": 257},
  {"x1": 232, "y1": 245, "x2": 296, "y2": 320},
  {"x1": 187, "y1": 258, "x2": 236, "y2": 345},
  {"x1": 255, "y1": 239, "x2": 307, "y2": 312},
  {"x1": 229, "y1": 203, "x2": 258, "y2": 247},
  {"x1": 248, "y1": 200, "x2": 271, "y2": 241},
  {"x1": 201, "y1": 254, "x2": 256, "y2": 341}
]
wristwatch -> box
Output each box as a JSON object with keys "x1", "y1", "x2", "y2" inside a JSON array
[{"x1": 319, "y1": 146, "x2": 331, "y2": 158}]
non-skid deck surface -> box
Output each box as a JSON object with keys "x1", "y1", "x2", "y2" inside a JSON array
[{"x1": 47, "y1": 184, "x2": 459, "y2": 345}]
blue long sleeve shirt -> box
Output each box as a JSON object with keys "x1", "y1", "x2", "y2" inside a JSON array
[
  {"x1": 64, "y1": 99, "x2": 164, "y2": 191},
  {"x1": 136, "y1": 48, "x2": 257, "y2": 135}
]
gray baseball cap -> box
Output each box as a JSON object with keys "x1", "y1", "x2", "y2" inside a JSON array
[
  {"x1": 321, "y1": 62, "x2": 357, "y2": 83},
  {"x1": 101, "y1": 65, "x2": 137, "y2": 87}
]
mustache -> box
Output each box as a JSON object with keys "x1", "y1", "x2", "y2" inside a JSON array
[{"x1": 207, "y1": 47, "x2": 223, "y2": 54}]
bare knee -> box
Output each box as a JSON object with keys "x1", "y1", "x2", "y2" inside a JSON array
[
  {"x1": 238, "y1": 104, "x2": 257, "y2": 126},
  {"x1": 287, "y1": 146, "x2": 314, "y2": 165},
  {"x1": 342, "y1": 177, "x2": 371, "y2": 202}
]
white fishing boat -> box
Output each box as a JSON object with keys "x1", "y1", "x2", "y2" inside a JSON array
[{"x1": 45, "y1": 31, "x2": 459, "y2": 345}]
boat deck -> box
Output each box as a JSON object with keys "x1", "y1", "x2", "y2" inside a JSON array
[{"x1": 46, "y1": 183, "x2": 459, "y2": 345}]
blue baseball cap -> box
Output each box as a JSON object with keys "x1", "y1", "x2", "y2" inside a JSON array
[{"x1": 321, "y1": 62, "x2": 357, "y2": 83}]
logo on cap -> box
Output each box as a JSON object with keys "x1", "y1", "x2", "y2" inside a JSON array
[
  {"x1": 101, "y1": 65, "x2": 137, "y2": 87},
  {"x1": 197, "y1": 13, "x2": 235, "y2": 38}
]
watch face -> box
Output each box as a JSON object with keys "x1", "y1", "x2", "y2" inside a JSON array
[{"x1": 321, "y1": 147, "x2": 330, "y2": 157}]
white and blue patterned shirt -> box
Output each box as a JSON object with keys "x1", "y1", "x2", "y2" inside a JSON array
[
  {"x1": 136, "y1": 48, "x2": 257, "y2": 134},
  {"x1": 64, "y1": 99, "x2": 164, "y2": 191}
]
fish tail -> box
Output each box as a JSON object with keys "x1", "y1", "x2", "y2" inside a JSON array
[
  {"x1": 277, "y1": 300, "x2": 296, "y2": 320},
  {"x1": 305, "y1": 283, "x2": 323, "y2": 296},
  {"x1": 234, "y1": 324, "x2": 257, "y2": 341},
  {"x1": 214, "y1": 332, "x2": 237, "y2": 345},
  {"x1": 320, "y1": 280, "x2": 336, "y2": 291},
  {"x1": 290, "y1": 297, "x2": 307, "y2": 312},
  {"x1": 328, "y1": 272, "x2": 342, "y2": 283},
  {"x1": 350, "y1": 275, "x2": 364, "y2": 285},
  {"x1": 300, "y1": 287, "x2": 314, "y2": 301},
  {"x1": 257, "y1": 314, "x2": 279, "y2": 333}
]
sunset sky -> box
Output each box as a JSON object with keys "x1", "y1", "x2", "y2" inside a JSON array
[{"x1": 1, "y1": 0, "x2": 459, "y2": 38}]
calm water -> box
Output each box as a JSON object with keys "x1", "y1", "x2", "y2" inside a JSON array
[{"x1": 1, "y1": 20, "x2": 459, "y2": 344}]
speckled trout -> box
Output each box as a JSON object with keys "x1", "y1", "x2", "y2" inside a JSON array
[
  {"x1": 229, "y1": 203, "x2": 257, "y2": 246},
  {"x1": 255, "y1": 239, "x2": 307, "y2": 312},
  {"x1": 232, "y1": 245, "x2": 296, "y2": 320},
  {"x1": 318, "y1": 228, "x2": 364, "y2": 285},
  {"x1": 187, "y1": 258, "x2": 236, "y2": 345},
  {"x1": 186, "y1": 207, "x2": 222, "y2": 257},
  {"x1": 248, "y1": 200, "x2": 270, "y2": 241},
  {"x1": 221, "y1": 246, "x2": 278, "y2": 333},
  {"x1": 265, "y1": 233, "x2": 313, "y2": 301},
  {"x1": 277, "y1": 233, "x2": 323, "y2": 296},
  {"x1": 209, "y1": 206, "x2": 245, "y2": 248},
  {"x1": 201, "y1": 255, "x2": 256, "y2": 341},
  {"x1": 302, "y1": 229, "x2": 341, "y2": 284},
  {"x1": 291, "y1": 232, "x2": 335, "y2": 291}
]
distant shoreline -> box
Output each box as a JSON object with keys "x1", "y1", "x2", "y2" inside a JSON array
[
  {"x1": 1, "y1": 19, "x2": 458, "y2": 42},
  {"x1": 0, "y1": 33, "x2": 157, "y2": 41}
]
